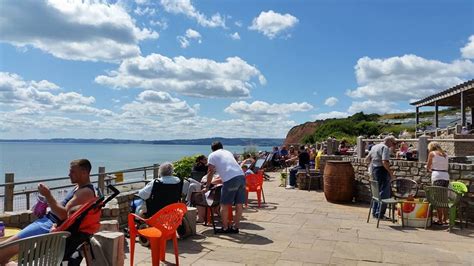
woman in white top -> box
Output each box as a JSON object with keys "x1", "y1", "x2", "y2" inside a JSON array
[{"x1": 426, "y1": 141, "x2": 450, "y2": 224}]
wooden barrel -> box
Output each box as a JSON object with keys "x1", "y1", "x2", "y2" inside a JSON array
[{"x1": 323, "y1": 161, "x2": 354, "y2": 203}]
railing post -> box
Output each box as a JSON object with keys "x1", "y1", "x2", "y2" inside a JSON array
[
  {"x1": 26, "y1": 191, "x2": 31, "y2": 210},
  {"x1": 456, "y1": 124, "x2": 462, "y2": 134},
  {"x1": 5, "y1": 173, "x2": 14, "y2": 212},
  {"x1": 356, "y1": 136, "x2": 365, "y2": 159},
  {"x1": 98, "y1": 167, "x2": 105, "y2": 195},
  {"x1": 153, "y1": 164, "x2": 159, "y2": 179},
  {"x1": 418, "y1": 136, "x2": 429, "y2": 162}
]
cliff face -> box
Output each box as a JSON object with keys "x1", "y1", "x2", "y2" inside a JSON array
[{"x1": 284, "y1": 121, "x2": 321, "y2": 145}]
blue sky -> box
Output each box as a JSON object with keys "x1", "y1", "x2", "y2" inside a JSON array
[{"x1": 1, "y1": 0, "x2": 473, "y2": 140}]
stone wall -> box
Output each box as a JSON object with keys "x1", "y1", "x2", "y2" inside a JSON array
[
  {"x1": 432, "y1": 134, "x2": 474, "y2": 157},
  {"x1": 347, "y1": 158, "x2": 474, "y2": 203}
]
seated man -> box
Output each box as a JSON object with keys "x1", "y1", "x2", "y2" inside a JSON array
[
  {"x1": 286, "y1": 145, "x2": 310, "y2": 189},
  {"x1": 132, "y1": 162, "x2": 181, "y2": 216},
  {"x1": 0, "y1": 159, "x2": 96, "y2": 265}
]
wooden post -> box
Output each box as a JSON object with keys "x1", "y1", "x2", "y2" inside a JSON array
[
  {"x1": 471, "y1": 106, "x2": 474, "y2": 129},
  {"x1": 418, "y1": 136, "x2": 429, "y2": 162},
  {"x1": 415, "y1": 107, "x2": 420, "y2": 127},
  {"x1": 356, "y1": 136, "x2": 365, "y2": 159},
  {"x1": 98, "y1": 167, "x2": 105, "y2": 195},
  {"x1": 153, "y1": 164, "x2": 159, "y2": 179},
  {"x1": 461, "y1": 91, "x2": 466, "y2": 126},
  {"x1": 434, "y1": 101, "x2": 439, "y2": 128},
  {"x1": 4, "y1": 173, "x2": 14, "y2": 212}
]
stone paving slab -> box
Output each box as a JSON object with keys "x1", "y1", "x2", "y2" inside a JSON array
[{"x1": 123, "y1": 171, "x2": 474, "y2": 265}]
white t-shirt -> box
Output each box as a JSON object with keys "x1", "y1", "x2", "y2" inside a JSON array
[{"x1": 208, "y1": 149, "x2": 244, "y2": 182}]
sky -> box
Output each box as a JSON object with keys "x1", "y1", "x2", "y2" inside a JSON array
[{"x1": 0, "y1": 0, "x2": 473, "y2": 140}]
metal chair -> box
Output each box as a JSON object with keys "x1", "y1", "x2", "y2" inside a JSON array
[
  {"x1": 391, "y1": 178, "x2": 418, "y2": 199},
  {"x1": 0, "y1": 232, "x2": 70, "y2": 266},
  {"x1": 367, "y1": 180, "x2": 399, "y2": 228},
  {"x1": 424, "y1": 186, "x2": 463, "y2": 232}
]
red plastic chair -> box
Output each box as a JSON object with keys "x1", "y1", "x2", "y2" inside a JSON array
[
  {"x1": 128, "y1": 203, "x2": 187, "y2": 266},
  {"x1": 246, "y1": 173, "x2": 265, "y2": 208}
]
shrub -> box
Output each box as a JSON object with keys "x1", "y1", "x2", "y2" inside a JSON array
[{"x1": 173, "y1": 154, "x2": 200, "y2": 179}]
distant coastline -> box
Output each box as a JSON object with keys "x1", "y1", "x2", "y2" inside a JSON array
[{"x1": 0, "y1": 137, "x2": 284, "y2": 147}]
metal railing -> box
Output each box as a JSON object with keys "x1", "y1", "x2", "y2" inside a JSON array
[{"x1": 0, "y1": 164, "x2": 160, "y2": 213}]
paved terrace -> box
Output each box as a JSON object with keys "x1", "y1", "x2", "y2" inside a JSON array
[{"x1": 126, "y1": 172, "x2": 474, "y2": 265}]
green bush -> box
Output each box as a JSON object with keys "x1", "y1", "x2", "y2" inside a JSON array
[{"x1": 173, "y1": 154, "x2": 200, "y2": 179}]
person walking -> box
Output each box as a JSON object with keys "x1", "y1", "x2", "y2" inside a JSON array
[
  {"x1": 206, "y1": 141, "x2": 245, "y2": 233},
  {"x1": 366, "y1": 136, "x2": 397, "y2": 219}
]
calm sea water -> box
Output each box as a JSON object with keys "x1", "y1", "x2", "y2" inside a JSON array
[{"x1": 0, "y1": 142, "x2": 272, "y2": 182}]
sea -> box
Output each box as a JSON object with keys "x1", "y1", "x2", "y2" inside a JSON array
[{"x1": 0, "y1": 142, "x2": 272, "y2": 183}]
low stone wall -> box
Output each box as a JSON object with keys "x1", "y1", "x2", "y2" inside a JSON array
[{"x1": 347, "y1": 158, "x2": 474, "y2": 203}]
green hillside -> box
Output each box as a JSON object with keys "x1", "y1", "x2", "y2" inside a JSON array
[{"x1": 301, "y1": 112, "x2": 416, "y2": 144}]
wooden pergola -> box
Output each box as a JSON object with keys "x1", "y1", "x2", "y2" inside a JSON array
[{"x1": 410, "y1": 79, "x2": 474, "y2": 128}]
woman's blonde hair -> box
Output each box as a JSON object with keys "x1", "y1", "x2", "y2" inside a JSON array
[{"x1": 428, "y1": 141, "x2": 445, "y2": 154}]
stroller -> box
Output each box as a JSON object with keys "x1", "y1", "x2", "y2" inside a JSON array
[{"x1": 53, "y1": 184, "x2": 120, "y2": 265}]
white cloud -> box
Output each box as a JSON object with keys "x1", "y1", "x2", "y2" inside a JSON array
[
  {"x1": 346, "y1": 55, "x2": 474, "y2": 102},
  {"x1": 134, "y1": 6, "x2": 156, "y2": 16},
  {"x1": 0, "y1": 72, "x2": 114, "y2": 117},
  {"x1": 160, "y1": 0, "x2": 225, "y2": 28},
  {"x1": 95, "y1": 54, "x2": 266, "y2": 98},
  {"x1": 150, "y1": 19, "x2": 168, "y2": 30},
  {"x1": 177, "y1": 28, "x2": 202, "y2": 48},
  {"x1": 0, "y1": 0, "x2": 158, "y2": 62},
  {"x1": 185, "y1": 29, "x2": 202, "y2": 41},
  {"x1": 121, "y1": 90, "x2": 198, "y2": 118},
  {"x1": 249, "y1": 10, "x2": 299, "y2": 39},
  {"x1": 235, "y1": 21, "x2": 243, "y2": 27},
  {"x1": 348, "y1": 100, "x2": 400, "y2": 114},
  {"x1": 230, "y1": 32, "x2": 241, "y2": 40},
  {"x1": 224, "y1": 100, "x2": 313, "y2": 119},
  {"x1": 312, "y1": 111, "x2": 351, "y2": 120},
  {"x1": 177, "y1": 36, "x2": 190, "y2": 48},
  {"x1": 461, "y1": 35, "x2": 474, "y2": 59},
  {"x1": 324, "y1": 97, "x2": 338, "y2": 107}
]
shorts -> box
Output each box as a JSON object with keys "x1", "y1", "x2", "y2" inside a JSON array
[
  {"x1": 221, "y1": 175, "x2": 246, "y2": 205},
  {"x1": 433, "y1": 180, "x2": 449, "y2": 187},
  {"x1": 17, "y1": 216, "x2": 54, "y2": 239}
]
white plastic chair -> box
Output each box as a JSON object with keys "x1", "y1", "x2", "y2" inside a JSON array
[{"x1": 0, "y1": 232, "x2": 70, "y2": 266}]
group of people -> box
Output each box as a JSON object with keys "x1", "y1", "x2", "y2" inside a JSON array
[{"x1": 366, "y1": 136, "x2": 451, "y2": 225}]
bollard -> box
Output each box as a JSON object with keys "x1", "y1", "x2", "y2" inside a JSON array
[
  {"x1": 4, "y1": 173, "x2": 14, "y2": 212},
  {"x1": 356, "y1": 136, "x2": 365, "y2": 159}
]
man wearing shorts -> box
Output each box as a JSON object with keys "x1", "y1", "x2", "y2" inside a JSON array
[
  {"x1": 0, "y1": 159, "x2": 96, "y2": 264},
  {"x1": 206, "y1": 141, "x2": 245, "y2": 233}
]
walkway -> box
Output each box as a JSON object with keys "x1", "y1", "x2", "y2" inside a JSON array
[{"x1": 126, "y1": 172, "x2": 474, "y2": 265}]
